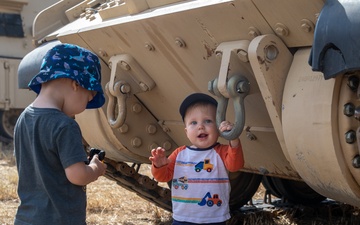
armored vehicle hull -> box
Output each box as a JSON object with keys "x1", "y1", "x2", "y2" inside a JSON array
[
  {"x1": 18, "y1": 0, "x2": 360, "y2": 211},
  {"x1": 0, "y1": 0, "x2": 60, "y2": 142}
]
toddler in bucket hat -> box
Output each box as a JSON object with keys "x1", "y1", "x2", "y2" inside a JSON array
[
  {"x1": 14, "y1": 42, "x2": 107, "y2": 225},
  {"x1": 28, "y1": 43, "x2": 105, "y2": 109}
]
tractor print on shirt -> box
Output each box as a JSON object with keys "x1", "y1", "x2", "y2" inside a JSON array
[
  {"x1": 172, "y1": 176, "x2": 189, "y2": 190},
  {"x1": 198, "y1": 192, "x2": 222, "y2": 207},
  {"x1": 194, "y1": 158, "x2": 213, "y2": 172}
]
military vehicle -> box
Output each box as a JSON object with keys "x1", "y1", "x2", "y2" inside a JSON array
[
  {"x1": 0, "y1": 0, "x2": 59, "y2": 142},
  {"x1": 18, "y1": 0, "x2": 360, "y2": 212}
]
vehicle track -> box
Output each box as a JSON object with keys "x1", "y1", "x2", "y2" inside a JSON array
[{"x1": 102, "y1": 159, "x2": 360, "y2": 224}]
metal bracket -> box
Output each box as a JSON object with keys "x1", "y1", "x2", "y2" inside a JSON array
[
  {"x1": 105, "y1": 54, "x2": 156, "y2": 128},
  {"x1": 248, "y1": 34, "x2": 293, "y2": 155},
  {"x1": 208, "y1": 40, "x2": 251, "y2": 140},
  {"x1": 105, "y1": 81, "x2": 129, "y2": 128},
  {"x1": 209, "y1": 75, "x2": 250, "y2": 140},
  {"x1": 108, "y1": 54, "x2": 155, "y2": 95},
  {"x1": 215, "y1": 40, "x2": 250, "y2": 98}
]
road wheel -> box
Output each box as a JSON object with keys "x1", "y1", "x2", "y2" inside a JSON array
[
  {"x1": 270, "y1": 177, "x2": 326, "y2": 205},
  {"x1": 229, "y1": 171, "x2": 262, "y2": 211},
  {"x1": 0, "y1": 109, "x2": 22, "y2": 139},
  {"x1": 262, "y1": 176, "x2": 282, "y2": 198}
]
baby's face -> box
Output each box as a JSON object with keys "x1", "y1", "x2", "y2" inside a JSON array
[{"x1": 184, "y1": 104, "x2": 219, "y2": 149}]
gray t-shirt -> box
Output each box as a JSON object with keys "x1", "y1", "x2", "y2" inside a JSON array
[{"x1": 14, "y1": 106, "x2": 88, "y2": 225}]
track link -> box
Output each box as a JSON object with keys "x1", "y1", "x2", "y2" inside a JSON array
[{"x1": 103, "y1": 159, "x2": 172, "y2": 211}]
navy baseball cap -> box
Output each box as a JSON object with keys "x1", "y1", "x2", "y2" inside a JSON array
[
  {"x1": 28, "y1": 43, "x2": 105, "y2": 109},
  {"x1": 179, "y1": 93, "x2": 218, "y2": 121}
]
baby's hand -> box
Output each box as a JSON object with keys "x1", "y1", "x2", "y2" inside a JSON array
[
  {"x1": 219, "y1": 121, "x2": 234, "y2": 132},
  {"x1": 219, "y1": 121, "x2": 240, "y2": 147},
  {"x1": 149, "y1": 147, "x2": 170, "y2": 168}
]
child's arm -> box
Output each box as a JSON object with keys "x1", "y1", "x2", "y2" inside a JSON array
[
  {"x1": 65, "y1": 155, "x2": 107, "y2": 186},
  {"x1": 218, "y1": 121, "x2": 244, "y2": 172},
  {"x1": 149, "y1": 147, "x2": 172, "y2": 182},
  {"x1": 149, "y1": 147, "x2": 171, "y2": 168},
  {"x1": 149, "y1": 146, "x2": 186, "y2": 182}
]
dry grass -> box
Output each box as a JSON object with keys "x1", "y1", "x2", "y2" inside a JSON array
[
  {"x1": 1, "y1": 141, "x2": 360, "y2": 225},
  {"x1": 86, "y1": 166, "x2": 172, "y2": 225},
  {"x1": 0, "y1": 142, "x2": 171, "y2": 225}
]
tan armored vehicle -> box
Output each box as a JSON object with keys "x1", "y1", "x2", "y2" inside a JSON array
[
  {"x1": 0, "y1": 0, "x2": 59, "y2": 142},
  {"x1": 18, "y1": 0, "x2": 360, "y2": 211}
]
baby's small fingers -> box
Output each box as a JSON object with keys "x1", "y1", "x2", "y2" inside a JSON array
[{"x1": 220, "y1": 124, "x2": 233, "y2": 132}]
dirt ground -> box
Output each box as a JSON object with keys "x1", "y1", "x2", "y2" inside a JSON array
[
  {"x1": 0, "y1": 160, "x2": 173, "y2": 225},
  {"x1": 2, "y1": 142, "x2": 360, "y2": 225},
  {"x1": 0, "y1": 144, "x2": 172, "y2": 225}
]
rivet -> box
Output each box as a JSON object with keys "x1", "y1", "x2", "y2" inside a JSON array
[
  {"x1": 132, "y1": 103, "x2": 142, "y2": 113},
  {"x1": 300, "y1": 19, "x2": 314, "y2": 33},
  {"x1": 162, "y1": 126, "x2": 170, "y2": 133},
  {"x1": 149, "y1": 143, "x2": 158, "y2": 151},
  {"x1": 147, "y1": 124, "x2": 157, "y2": 134},
  {"x1": 175, "y1": 38, "x2": 186, "y2": 48},
  {"x1": 158, "y1": 120, "x2": 171, "y2": 133},
  {"x1": 119, "y1": 123, "x2": 129, "y2": 133},
  {"x1": 120, "y1": 61, "x2": 130, "y2": 70},
  {"x1": 98, "y1": 50, "x2": 108, "y2": 57},
  {"x1": 347, "y1": 76, "x2": 359, "y2": 92},
  {"x1": 215, "y1": 51, "x2": 222, "y2": 59},
  {"x1": 352, "y1": 155, "x2": 360, "y2": 168},
  {"x1": 275, "y1": 23, "x2": 289, "y2": 36},
  {"x1": 345, "y1": 130, "x2": 356, "y2": 144},
  {"x1": 355, "y1": 106, "x2": 360, "y2": 121},
  {"x1": 139, "y1": 82, "x2": 149, "y2": 91},
  {"x1": 162, "y1": 141, "x2": 172, "y2": 151},
  {"x1": 145, "y1": 43, "x2": 155, "y2": 51},
  {"x1": 259, "y1": 167, "x2": 269, "y2": 175},
  {"x1": 343, "y1": 103, "x2": 355, "y2": 117},
  {"x1": 131, "y1": 137, "x2": 142, "y2": 148},
  {"x1": 120, "y1": 84, "x2": 131, "y2": 94},
  {"x1": 237, "y1": 49, "x2": 249, "y2": 62},
  {"x1": 248, "y1": 26, "x2": 261, "y2": 39},
  {"x1": 265, "y1": 45, "x2": 279, "y2": 61},
  {"x1": 246, "y1": 131, "x2": 257, "y2": 141},
  {"x1": 237, "y1": 80, "x2": 250, "y2": 93}
]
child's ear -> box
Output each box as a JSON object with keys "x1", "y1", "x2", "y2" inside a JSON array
[{"x1": 71, "y1": 80, "x2": 79, "y2": 91}]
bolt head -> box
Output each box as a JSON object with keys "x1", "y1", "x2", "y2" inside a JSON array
[
  {"x1": 119, "y1": 124, "x2": 129, "y2": 133},
  {"x1": 343, "y1": 103, "x2": 355, "y2": 117},
  {"x1": 347, "y1": 76, "x2": 359, "y2": 92},
  {"x1": 353, "y1": 155, "x2": 360, "y2": 168},
  {"x1": 345, "y1": 130, "x2": 356, "y2": 144}
]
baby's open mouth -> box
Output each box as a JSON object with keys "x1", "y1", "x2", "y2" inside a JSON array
[{"x1": 198, "y1": 133, "x2": 208, "y2": 138}]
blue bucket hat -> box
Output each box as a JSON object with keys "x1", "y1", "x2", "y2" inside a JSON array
[{"x1": 28, "y1": 43, "x2": 105, "y2": 109}]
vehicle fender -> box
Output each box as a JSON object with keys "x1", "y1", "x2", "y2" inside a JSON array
[{"x1": 309, "y1": 0, "x2": 360, "y2": 79}]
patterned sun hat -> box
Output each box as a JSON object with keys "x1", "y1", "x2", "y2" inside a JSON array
[{"x1": 28, "y1": 43, "x2": 105, "y2": 109}]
